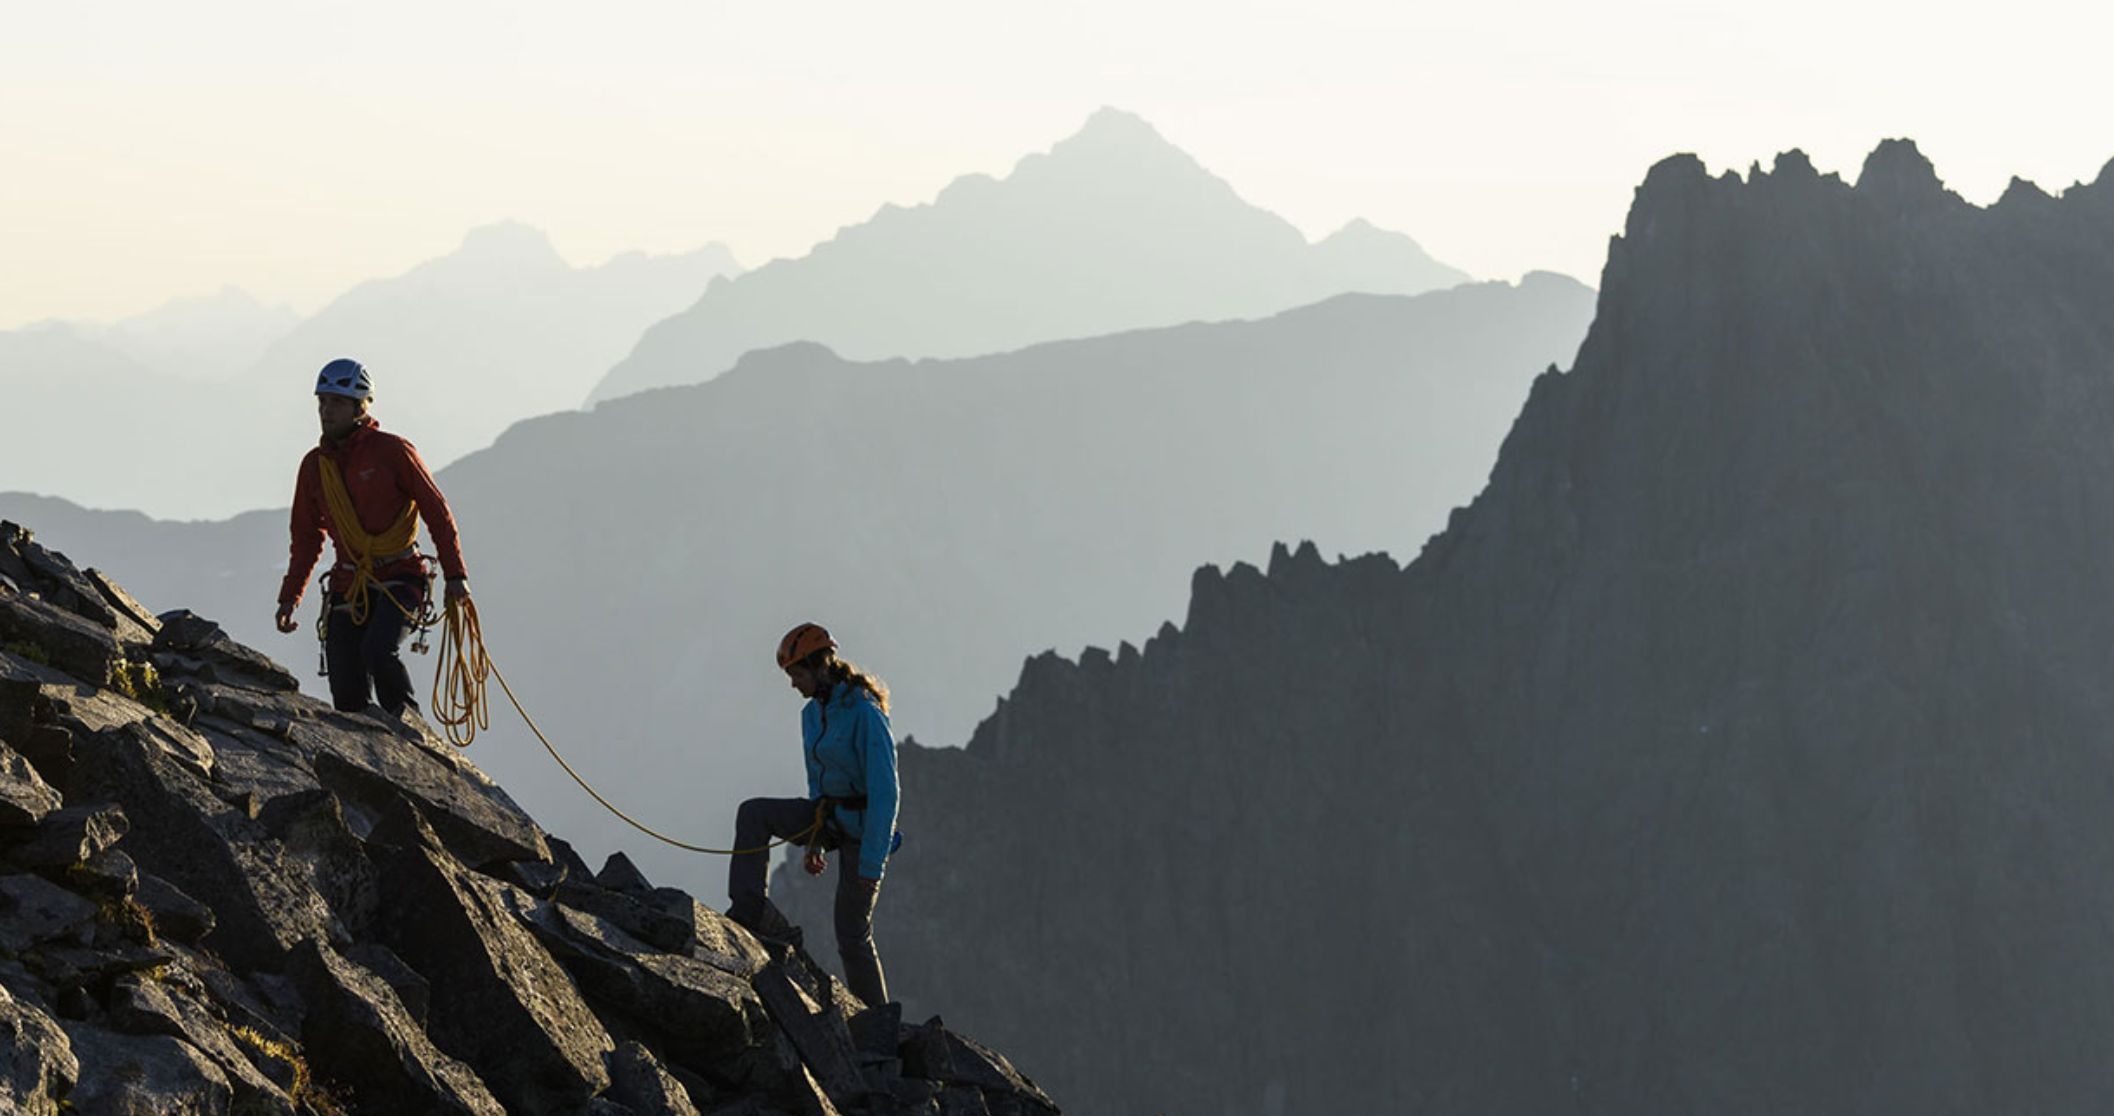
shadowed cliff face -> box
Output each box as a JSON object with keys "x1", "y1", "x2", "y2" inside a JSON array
[{"x1": 775, "y1": 144, "x2": 2114, "y2": 1115}]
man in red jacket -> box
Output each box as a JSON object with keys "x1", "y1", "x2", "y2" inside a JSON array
[{"x1": 274, "y1": 358, "x2": 471, "y2": 716}]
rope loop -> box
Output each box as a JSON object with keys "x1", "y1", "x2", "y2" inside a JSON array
[{"x1": 428, "y1": 596, "x2": 817, "y2": 856}]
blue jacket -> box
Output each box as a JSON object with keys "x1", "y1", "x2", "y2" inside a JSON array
[{"x1": 803, "y1": 683, "x2": 900, "y2": 880}]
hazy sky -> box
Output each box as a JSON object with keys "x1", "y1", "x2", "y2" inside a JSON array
[{"x1": 5, "y1": 0, "x2": 2109, "y2": 329}]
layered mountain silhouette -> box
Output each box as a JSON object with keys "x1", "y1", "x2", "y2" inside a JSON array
[
  {"x1": 0, "y1": 274, "x2": 1593, "y2": 896},
  {"x1": 772, "y1": 142, "x2": 2114, "y2": 1114},
  {"x1": 588, "y1": 108, "x2": 1470, "y2": 403},
  {"x1": 85, "y1": 285, "x2": 300, "y2": 383},
  {"x1": 245, "y1": 222, "x2": 741, "y2": 479},
  {"x1": 0, "y1": 224, "x2": 738, "y2": 520}
]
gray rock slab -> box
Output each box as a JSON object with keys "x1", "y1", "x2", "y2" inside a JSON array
[
  {"x1": 514, "y1": 892, "x2": 768, "y2": 1073},
  {"x1": 41, "y1": 682, "x2": 214, "y2": 779},
  {"x1": 0, "y1": 593, "x2": 118, "y2": 687},
  {"x1": 0, "y1": 873, "x2": 97, "y2": 953},
  {"x1": 753, "y1": 960, "x2": 868, "y2": 1111},
  {"x1": 64, "y1": 721, "x2": 331, "y2": 971},
  {"x1": 344, "y1": 941, "x2": 431, "y2": 1026},
  {"x1": 371, "y1": 809, "x2": 613, "y2": 1113},
  {"x1": 16, "y1": 538, "x2": 119, "y2": 632},
  {"x1": 305, "y1": 719, "x2": 547, "y2": 868},
  {"x1": 554, "y1": 878, "x2": 698, "y2": 953},
  {"x1": 74, "y1": 847, "x2": 138, "y2": 900},
  {"x1": 62, "y1": 1022, "x2": 234, "y2": 1114},
  {"x1": 597, "y1": 850, "x2": 655, "y2": 894},
  {"x1": 136, "y1": 872, "x2": 215, "y2": 944},
  {"x1": 154, "y1": 610, "x2": 299, "y2": 693},
  {"x1": 609, "y1": 1040, "x2": 706, "y2": 1116},
  {"x1": 85, "y1": 569, "x2": 160, "y2": 636},
  {"x1": 899, "y1": 1023, "x2": 1056, "y2": 1113},
  {"x1": 289, "y1": 939, "x2": 507, "y2": 1115},
  {"x1": 0, "y1": 981, "x2": 77, "y2": 1114},
  {"x1": 5, "y1": 802, "x2": 128, "y2": 869},
  {"x1": 106, "y1": 974, "x2": 293, "y2": 1106},
  {"x1": 0, "y1": 738, "x2": 61, "y2": 829}
]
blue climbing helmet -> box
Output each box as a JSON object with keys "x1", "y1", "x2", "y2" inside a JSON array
[{"x1": 314, "y1": 358, "x2": 373, "y2": 401}]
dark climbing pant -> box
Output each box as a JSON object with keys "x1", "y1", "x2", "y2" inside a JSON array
[
  {"x1": 728, "y1": 796, "x2": 889, "y2": 1006},
  {"x1": 323, "y1": 580, "x2": 422, "y2": 716}
]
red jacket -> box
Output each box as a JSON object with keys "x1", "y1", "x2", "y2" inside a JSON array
[{"x1": 279, "y1": 417, "x2": 468, "y2": 607}]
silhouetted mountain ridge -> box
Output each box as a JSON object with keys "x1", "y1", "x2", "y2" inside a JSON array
[{"x1": 780, "y1": 141, "x2": 2114, "y2": 1115}]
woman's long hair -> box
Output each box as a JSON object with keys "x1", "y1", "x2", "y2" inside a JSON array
[{"x1": 809, "y1": 650, "x2": 891, "y2": 714}]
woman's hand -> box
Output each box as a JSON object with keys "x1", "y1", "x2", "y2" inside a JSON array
[{"x1": 803, "y1": 850, "x2": 827, "y2": 876}]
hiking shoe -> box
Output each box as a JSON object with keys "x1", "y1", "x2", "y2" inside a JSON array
[{"x1": 729, "y1": 901, "x2": 805, "y2": 951}]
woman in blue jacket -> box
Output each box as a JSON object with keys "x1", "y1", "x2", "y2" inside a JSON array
[{"x1": 727, "y1": 622, "x2": 900, "y2": 1006}]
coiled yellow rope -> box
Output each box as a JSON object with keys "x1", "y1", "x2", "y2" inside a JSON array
[
  {"x1": 315, "y1": 456, "x2": 418, "y2": 627},
  {"x1": 428, "y1": 596, "x2": 820, "y2": 856}
]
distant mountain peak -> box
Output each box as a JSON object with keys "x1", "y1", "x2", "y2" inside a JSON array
[
  {"x1": 454, "y1": 220, "x2": 565, "y2": 266},
  {"x1": 1028, "y1": 106, "x2": 1211, "y2": 180},
  {"x1": 1856, "y1": 138, "x2": 1956, "y2": 210}
]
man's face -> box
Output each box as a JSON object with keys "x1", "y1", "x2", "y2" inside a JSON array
[{"x1": 317, "y1": 394, "x2": 364, "y2": 440}]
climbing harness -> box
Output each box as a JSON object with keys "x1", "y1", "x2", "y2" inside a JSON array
[
  {"x1": 316, "y1": 456, "x2": 421, "y2": 628},
  {"x1": 310, "y1": 455, "x2": 438, "y2": 678},
  {"x1": 426, "y1": 595, "x2": 823, "y2": 857}
]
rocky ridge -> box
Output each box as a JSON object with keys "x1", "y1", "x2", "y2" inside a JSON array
[{"x1": 0, "y1": 521, "x2": 1055, "y2": 1115}]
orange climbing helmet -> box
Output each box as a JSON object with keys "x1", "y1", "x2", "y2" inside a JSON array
[{"x1": 776, "y1": 622, "x2": 837, "y2": 671}]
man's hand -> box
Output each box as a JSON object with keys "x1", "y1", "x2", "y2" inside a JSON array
[
  {"x1": 274, "y1": 602, "x2": 299, "y2": 634},
  {"x1": 444, "y1": 577, "x2": 471, "y2": 604},
  {"x1": 803, "y1": 850, "x2": 827, "y2": 876}
]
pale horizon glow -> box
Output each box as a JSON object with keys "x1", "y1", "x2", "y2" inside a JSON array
[{"x1": 4, "y1": 0, "x2": 2111, "y2": 329}]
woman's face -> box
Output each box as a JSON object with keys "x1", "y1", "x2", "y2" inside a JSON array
[{"x1": 785, "y1": 661, "x2": 824, "y2": 699}]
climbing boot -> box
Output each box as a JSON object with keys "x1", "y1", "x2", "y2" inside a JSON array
[{"x1": 729, "y1": 900, "x2": 805, "y2": 951}]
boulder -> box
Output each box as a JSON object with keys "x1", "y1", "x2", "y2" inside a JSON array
[
  {"x1": 597, "y1": 850, "x2": 656, "y2": 894},
  {"x1": 0, "y1": 592, "x2": 118, "y2": 686},
  {"x1": 370, "y1": 804, "x2": 614, "y2": 1113},
  {"x1": 898, "y1": 1021, "x2": 1057, "y2": 1114},
  {"x1": 515, "y1": 893, "x2": 768, "y2": 1073},
  {"x1": 753, "y1": 960, "x2": 869, "y2": 1110},
  {"x1": 5, "y1": 802, "x2": 129, "y2": 869},
  {"x1": 307, "y1": 724, "x2": 548, "y2": 867},
  {"x1": 344, "y1": 941, "x2": 431, "y2": 1026},
  {"x1": 153, "y1": 610, "x2": 300, "y2": 693},
  {"x1": 555, "y1": 877, "x2": 700, "y2": 953},
  {"x1": 0, "y1": 873, "x2": 98, "y2": 953},
  {"x1": 85, "y1": 569, "x2": 161, "y2": 638},
  {"x1": 136, "y1": 873, "x2": 215, "y2": 944},
  {"x1": 72, "y1": 847, "x2": 139, "y2": 901},
  {"x1": 63, "y1": 721, "x2": 332, "y2": 971},
  {"x1": 0, "y1": 981, "x2": 77, "y2": 1114},
  {"x1": 62, "y1": 1023, "x2": 234, "y2": 1113},
  {"x1": 0, "y1": 739, "x2": 61, "y2": 829},
  {"x1": 106, "y1": 973, "x2": 296, "y2": 1107},
  {"x1": 288, "y1": 939, "x2": 507, "y2": 1115},
  {"x1": 11, "y1": 533, "x2": 120, "y2": 632},
  {"x1": 608, "y1": 1039, "x2": 706, "y2": 1116}
]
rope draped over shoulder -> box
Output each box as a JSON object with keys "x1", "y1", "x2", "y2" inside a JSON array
[{"x1": 315, "y1": 454, "x2": 419, "y2": 626}]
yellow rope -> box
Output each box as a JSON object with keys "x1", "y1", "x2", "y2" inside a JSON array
[
  {"x1": 428, "y1": 595, "x2": 821, "y2": 856},
  {"x1": 316, "y1": 455, "x2": 419, "y2": 627}
]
